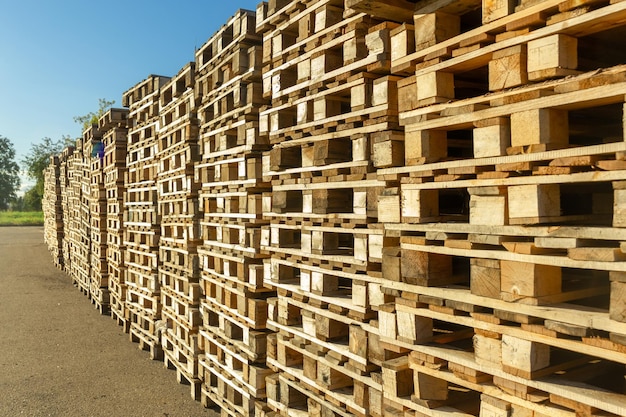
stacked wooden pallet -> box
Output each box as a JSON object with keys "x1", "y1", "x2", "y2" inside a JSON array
[
  {"x1": 59, "y1": 146, "x2": 75, "y2": 272},
  {"x1": 256, "y1": 1, "x2": 407, "y2": 415},
  {"x1": 82, "y1": 125, "x2": 110, "y2": 314},
  {"x1": 43, "y1": 155, "x2": 63, "y2": 269},
  {"x1": 66, "y1": 143, "x2": 84, "y2": 288},
  {"x1": 69, "y1": 139, "x2": 93, "y2": 297},
  {"x1": 156, "y1": 62, "x2": 203, "y2": 397},
  {"x1": 100, "y1": 108, "x2": 130, "y2": 326},
  {"x1": 353, "y1": 0, "x2": 626, "y2": 416},
  {"x1": 122, "y1": 74, "x2": 171, "y2": 359},
  {"x1": 194, "y1": 9, "x2": 276, "y2": 415}
]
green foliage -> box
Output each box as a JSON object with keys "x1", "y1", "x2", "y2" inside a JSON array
[
  {"x1": 0, "y1": 211, "x2": 44, "y2": 226},
  {"x1": 73, "y1": 98, "x2": 115, "y2": 132},
  {"x1": 0, "y1": 136, "x2": 20, "y2": 210},
  {"x1": 21, "y1": 136, "x2": 73, "y2": 211},
  {"x1": 23, "y1": 186, "x2": 42, "y2": 211}
]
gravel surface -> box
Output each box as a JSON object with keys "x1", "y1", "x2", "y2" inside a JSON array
[{"x1": 0, "y1": 227, "x2": 215, "y2": 417}]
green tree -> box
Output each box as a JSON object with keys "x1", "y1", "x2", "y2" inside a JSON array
[
  {"x1": 22, "y1": 136, "x2": 73, "y2": 211},
  {"x1": 73, "y1": 98, "x2": 115, "y2": 131},
  {"x1": 0, "y1": 136, "x2": 20, "y2": 210}
]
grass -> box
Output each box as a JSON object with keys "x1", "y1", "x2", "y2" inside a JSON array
[{"x1": 0, "y1": 211, "x2": 44, "y2": 226}]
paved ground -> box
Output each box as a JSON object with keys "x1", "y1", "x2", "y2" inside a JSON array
[{"x1": 0, "y1": 227, "x2": 214, "y2": 417}]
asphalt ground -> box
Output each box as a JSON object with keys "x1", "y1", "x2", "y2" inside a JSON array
[{"x1": 0, "y1": 226, "x2": 215, "y2": 417}]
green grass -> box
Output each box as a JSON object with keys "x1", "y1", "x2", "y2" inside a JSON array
[{"x1": 0, "y1": 211, "x2": 44, "y2": 226}]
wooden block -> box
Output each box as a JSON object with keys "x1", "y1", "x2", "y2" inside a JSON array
[
  {"x1": 349, "y1": 325, "x2": 369, "y2": 358},
  {"x1": 479, "y1": 394, "x2": 511, "y2": 417},
  {"x1": 613, "y1": 185, "x2": 626, "y2": 227},
  {"x1": 313, "y1": 138, "x2": 351, "y2": 165},
  {"x1": 508, "y1": 184, "x2": 560, "y2": 221},
  {"x1": 401, "y1": 188, "x2": 439, "y2": 223},
  {"x1": 311, "y1": 272, "x2": 339, "y2": 295},
  {"x1": 373, "y1": 76, "x2": 399, "y2": 110},
  {"x1": 382, "y1": 246, "x2": 402, "y2": 282},
  {"x1": 470, "y1": 194, "x2": 508, "y2": 225},
  {"x1": 473, "y1": 117, "x2": 510, "y2": 157},
  {"x1": 343, "y1": 33, "x2": 369, "y2": 64},
  {"x1": 483, "y1": 0, "x2": 517, "y2": 23},
  {"x1": 398, "y1": 75, "x2": 419, "y2": 112},
  {"x1": 317, "y1": 361, "x2": 352, "y2": 389},
  {"x1": 510, "y1": 109, "x2": 568, "y2": 148},
  {"x1": 610, "y1": 281, "x2": 626, "y2": 322},
  {"x1": 373, "y1": 139, "x2": 404, "y2": 168},
  {"x1": 312, "y1": 189, "x2": 352, "y2": 214},
  {"x1": 382, "y1": 356, "x2": 413, "y2": 398},
  {"x1": 527, "y1": 34, "x2": 578, "y2": 80},
  {"x1": 378, "y1": 194, "x2": 401, "y2": 223},
  {"x1": 471, "y1": 258, "x2": 501, "y2": 298},
  {"x1": 316, "y1": 314, "x2": 349, "y2": 341},
  {"x1": 489, "y1": 45, "x2": 528, "y2": 91},
  {"x1": 501, "y1": 335, "x2": 550, "y2": 376},
  {"x1": 346, "y1": 0, "x2": 414, "y2": 22},
  {"x1": 270, "y1": 146, "x2": 301, "y2": 170},
  {"x1": 303, "y1": 354, "x2": 317, "y2": 380},
  {"x1": 500, "y1": 260, "x2": 561, "y2": 298},
  {"x1": 405, "y1": 129, "x2": 447, "y2": 164},
  {"x1": 313, "y1": 96, "x2": 342, "y2": 121},
  {"x1": 369, "y1": 385, "x2": 383, "y2": 417},
  {"x1": 413, "y1": 12, "x2": 460, "y2": 51},
  {"x1": 473, "y1": 333, "x2": 503, "y2": 369},
  {"x1": 396, "y1": 310, "x2": 433, "y2": 344},
  {"x1": 401, "y1": 245, "x2": 453, "y2": 286},
  {"x1": 279, "y1": 378, "x2": 307, "y2": 408},
  {"x1": 413, "y1": 370, "x2": 448, "y2": 400},
  {"x1": 314, "y1": 4, "x2": 342, "y2": 32},
  {"x1": 378, "y1": 305, "x2": 397, "y2": 340},
  {"x1": 277, "y1": 337, "x2": 303, "y2": 367},
  {"x1": 391, "y1": 23, "x2": 415, "y2": 64},
  {"x1": 415, "y1": 71, "x2": 455, "y2": 102}
]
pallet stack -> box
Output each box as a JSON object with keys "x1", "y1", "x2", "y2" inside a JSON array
[
  {"x1": 69, "y1": 139, "x2": 93, "y2": 297},
  {"x1": 352, "y1": 0, "x2": 626, "y2": 416},
  {"x1": 83, "y1": 125, "x2": 111, "y2": 314},
  {"x1": 59, "y1": 146, "x2": 75, "y2": 272},
  {"x1": 156, "y1": 62, "x2": 203, "y2": 396},
  {"x1": 193, "y1": 10, "x2": 276, "y2": 415},
  {"x1": 122, "y1": 74, "x2": 170, "y2": 359},
  {"x1": 256, "y1": 1, "x2": 407, "y2": 415},
  {"x1": 41, "y1": 1, "x2": 626, "y2": 415},
  {"x1": 100, "y1": 108, "x2": 130, "y2": 327},
  {"x1": 43, "y1": 155, "x2": 63, "y2": 269},
  {"x1": 66, "y1": 142, "x2": 83, "y2": 287}
]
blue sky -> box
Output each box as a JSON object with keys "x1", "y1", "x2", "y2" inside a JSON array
[{"x1": 0, "y1": 0, "x2": 259, "y2": 191}]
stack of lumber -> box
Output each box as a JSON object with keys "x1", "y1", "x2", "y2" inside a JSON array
[
  {"x1": 100, "y1": 108, "x2": 130, "y2": 327},
  {"x1": 122, "y1": 74, "x2": 170, "y2": 360},
  {"x1": 156, "y1": 62, "x2": 203, "y2": 397},
  {"x1": 84, "y1": 125, "x2": 110, "y2": 314},
  {"x1": 193, "y1": 10, "x2": 276, "y2": 415},
  {"x1": 59, "y1": 146, "x2": 75, "y2": 272},
  {"x1": 256, "y1": 1, "x2": 406, "y2": 415},
  {"x1": 361, "y1": 0, "x2": 626, "y2": 416},
  {"x1": 43, "y1": 155, "x2": 63, "y2": 269}
]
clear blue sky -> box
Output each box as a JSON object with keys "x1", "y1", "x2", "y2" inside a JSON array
[{"x1": 0, "y1": 0, "x2": 259, "y2": 191}]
